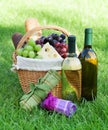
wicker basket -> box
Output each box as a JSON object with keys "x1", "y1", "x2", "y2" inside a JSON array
[{"x1": 13, "y1": 25, "x2": 71, "y2": 98}]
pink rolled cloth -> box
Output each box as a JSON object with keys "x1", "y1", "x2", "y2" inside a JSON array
[{"x1": 41, "y1": 92, "x2": 77, "y2": 117}]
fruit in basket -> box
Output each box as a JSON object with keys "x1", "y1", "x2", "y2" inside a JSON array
[
  {"x1": 54, "y1": 42, "x2": 68, "y2": 58},
  {"x1": 22, "y1": 50, "x2": 29, "y2": 57},
  {"x1": 16, "y1": 33, "x2": 67, "y2": 59},
  {"x1": 24, "y1": 45, "x2": 34, "y2": 51},
  {"x1": 35, "y1": 33, "x2": 68, "y2": 58},
  {"x1": 60, "y1": 33, "x2": 66, "y2": 40},
  {"x1": 34, "y1": 44, "x2": 41, "y2": 52},
  {"x1": 16, "y1": 38, "x2": 42, "y2": 58},
  {"x1": 16, "y1": 48, "x2": 23, "y2": 56},
  {"x1": 35, "y1": 55, "x2": 43, "y2": 59},
  {"x1": 28, "y1": 51, "x2": 35, "y2": 58},
  {"x1": 37, "y1": 43, "x2": 62, "y2": 59},
  {"x1": 28, "y1": 39, "x2": 36, "y2": 47}
]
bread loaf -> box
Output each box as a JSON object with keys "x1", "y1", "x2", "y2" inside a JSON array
[{"x1": 25, "y1": 18, "x2": 42, "y2": 40}]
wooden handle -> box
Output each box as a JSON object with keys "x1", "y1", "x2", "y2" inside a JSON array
[{"x1": 16, "y1": 25, "x2": 71, "y2": 50}]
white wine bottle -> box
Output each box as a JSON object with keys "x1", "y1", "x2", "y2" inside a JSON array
[
  {"x1": 62, "y1": 35, "x2": 82, "y2": 102},
  {"x1": 78, "y1": 28, "x2": 98, "y2": 101}
]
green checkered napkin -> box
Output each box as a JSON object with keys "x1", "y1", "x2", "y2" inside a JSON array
[{"x1": 20, "y1": 70, "x2": 61, "y2": 111}]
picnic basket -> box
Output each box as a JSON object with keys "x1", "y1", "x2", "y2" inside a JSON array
[{"x1": 13, "y1": 25, "x2": 72, "y2": 98}]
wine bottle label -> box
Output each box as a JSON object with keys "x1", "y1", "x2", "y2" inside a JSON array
[
  {"x1": 62, "y1": 57, "x2": 82, "y2": 70},
  {"x1": 88, "y1": 51, "x2": 96, "y2": 58},
  {"x1": 85, "y1": 51, "x2": 98, "y2": 65},
  {"x1": 61, "y1": 69, "x2": 82, "y2": 102}
]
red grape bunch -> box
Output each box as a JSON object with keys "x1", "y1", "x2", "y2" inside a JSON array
[{"x1": 35, "y1": 33, "x2": 68, "y2": 58}]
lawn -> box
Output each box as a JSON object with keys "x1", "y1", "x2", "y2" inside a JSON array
[{"x1": 0, "y1": 0, "x2": 108, "y2": 130}]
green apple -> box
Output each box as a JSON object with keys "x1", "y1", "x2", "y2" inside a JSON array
[
  {"x1": 16, "y1": 48, "x2": 23, "y2": 56},
  {"x1": 28, "y1": 39, "x2": 36, "y2": 47},
  {"x1": 28, "y1": 51, "x2": 35, "y2": 58},
  {"x1": 22, "y1": 50, "x2": 29, "y2": 57},
  {"x1": 34, "y1": 44, "x2": 41, "y2": 52}
]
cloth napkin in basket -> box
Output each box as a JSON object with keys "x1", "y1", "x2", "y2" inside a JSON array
[
  {"x1": 20, "y1": 70, "x2": 61, "y2": 111},
  {"x1": 41, "y1": 92, "x2": 77, "y2": 117}
]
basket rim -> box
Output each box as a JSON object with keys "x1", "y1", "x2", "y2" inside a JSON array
[
  {"x1": 12, "y1": 25, "x2": 79, "y2": 63},
  {"x1": 13, "y1": 25, "x2": 71, "y2": 63},
  {"x1": 16, "y1": 25, "x2": 70, "y2": 50}
]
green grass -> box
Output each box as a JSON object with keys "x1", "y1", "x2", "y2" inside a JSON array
[{"x1": 0, "y1": 0, "x2": 108, "y2": 129}]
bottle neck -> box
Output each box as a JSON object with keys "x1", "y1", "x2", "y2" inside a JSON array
[
  {"x1": 68, "y1": 35, "x2": 77, "y2": 57},
  {"x1": 84, "y1": 28, "x2": 92, "y2": 48},
  {"x1": 68, "y1": 52, "x2": 77, "y2": 57},
  {"x1": 84, "y1": 45, "x2": 92, "y2": 49}
]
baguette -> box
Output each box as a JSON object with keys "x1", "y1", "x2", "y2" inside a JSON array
[{"x1": 25, "y1": 18, "x2": 42, "y2": 40}]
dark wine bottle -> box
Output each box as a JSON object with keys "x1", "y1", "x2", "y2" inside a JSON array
[
  {"x1": 12, "y1": 32, "x2": 24, "y2": 49},
  {"x1": 78, "y1": 28, "x2": 98, "y2": 101},
  {"x1": 62, "y1": 35, "x2": 82, "y2": 102}
]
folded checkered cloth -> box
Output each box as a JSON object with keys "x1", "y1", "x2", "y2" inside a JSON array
[
  {"x1": 20, "y1": 70, "x2": 61, "y2": 111},
  {"x1": 41, "y1": 93, "x2": 77, "y2": 117}
]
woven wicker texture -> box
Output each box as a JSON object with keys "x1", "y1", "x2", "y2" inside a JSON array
[{"x1": 13, "y1": 25, "x2": 78, "y2": 98}]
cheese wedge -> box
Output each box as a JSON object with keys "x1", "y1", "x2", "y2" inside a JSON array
[{"x1": 37, "y1": 43, "x2": 62, "y2": 59}]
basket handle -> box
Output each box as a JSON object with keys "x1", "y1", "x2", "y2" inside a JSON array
[{"x1": 16, "y1": 25, "x2": 71, "y2": 50}]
